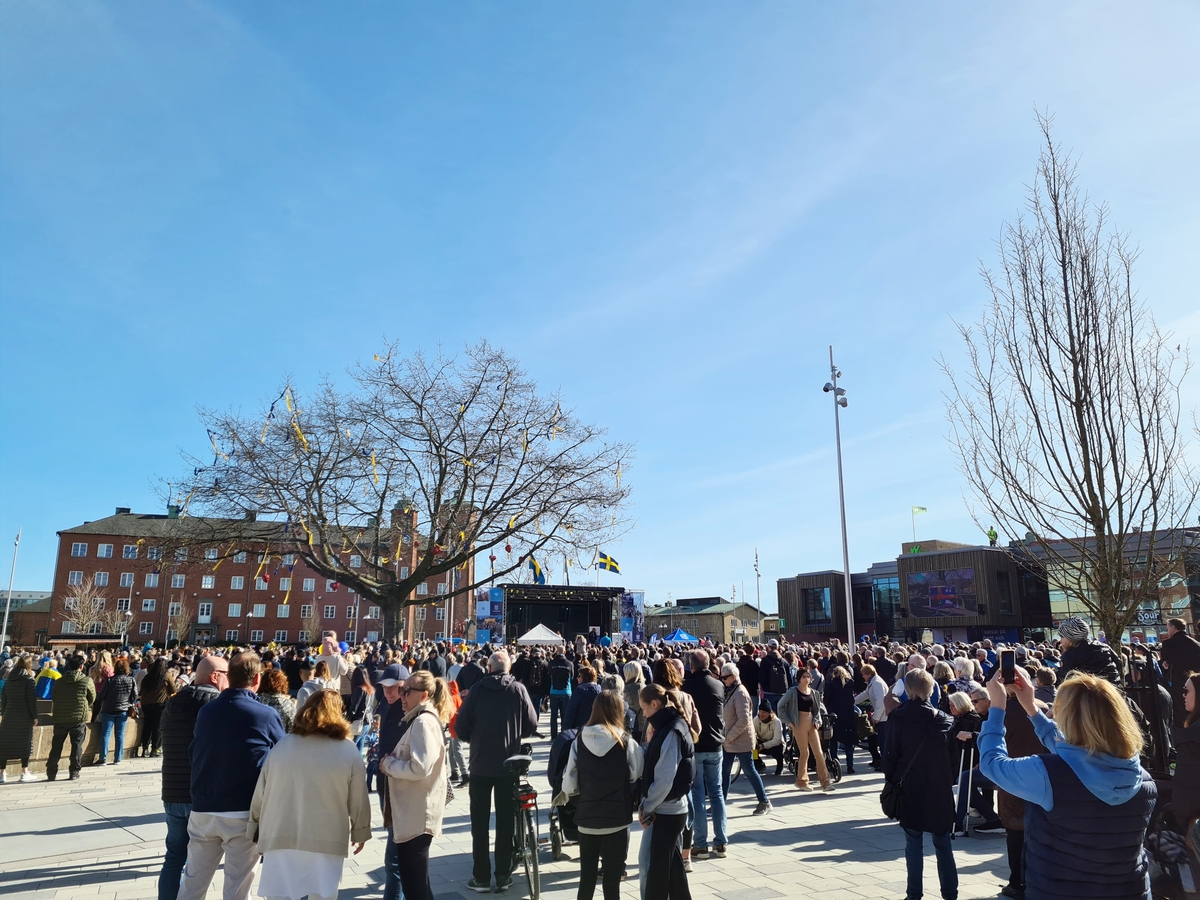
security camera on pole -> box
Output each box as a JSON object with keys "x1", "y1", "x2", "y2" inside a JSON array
[{"x1": 822, "y1": 347, "x2": 855, "y2": 647}]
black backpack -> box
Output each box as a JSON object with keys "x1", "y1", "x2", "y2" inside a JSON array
[{"x1": 766, "y1": 657, "x2": 789, "y2": 695}]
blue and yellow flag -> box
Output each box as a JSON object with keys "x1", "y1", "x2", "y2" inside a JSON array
[
  {"x1": 598, "y1": 552, "x2": 620, "y2": 574},
  {"x1": 528, "y1": 555, "x2": 546, "y2": 585}
]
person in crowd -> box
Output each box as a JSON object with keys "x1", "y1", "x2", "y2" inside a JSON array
[
  {"x1": 95, "y1": 657, "x2": 138, "y2": 765},
  {"x1": 348, "y1": 662, "x2": 377, "y2": 749},
  {"x1": 139, "y1": 656, "x2": 177, "y2": 758},
  {"x1": 1160, "y1": 617, "x2": 1200, "y2": 724},
  {"x1": 1056, "y1": 616, "x2": 1121, "y2": 685},
  {"x1": 1034, "y1": 668, "x2": 1057, "y2": 706},
  {"x1": 256, "y1": 666, "x2": 298, "y2": 733},
  {"x1": 622, "y1": 661, "x2": 646, "y2": 742},
  {"x1": 423, "y1": 645, "x2": 449, "y2": 679},
  {"x1": 248, "y1": 688, "x2": 371, "y2": 900},
  {"x1": 454, "y1": 650, "x2": 538, "y2": 893},
  {"x1": 979, "y1": 668, "x2": 1156, "y2": 900},
  {"x1": 446, "y1": 679, "x2": 467, "y2": 787},
  {"x1": 854, "y1": 662, "x2": 888, "y2": 769},
  {"x1": 637, "y1": 683, "x2": 694, "y2": 900},
  {"x1": 89, "y1": 650, "x2": 114, "y2": 697},
  {"x1": 281, "y1": 648, "x2": 304, "y2": 698},
  {"x1": 297, "y1": 660, "x2": 338, "y2": 711},
  {"x1": 718, "y1": 663, "x2": 770, "y2": 815},
  {"x1": 683, "y1": 649, "x2": 727, "y2": 859},
  {"x1": 1170, "y1": 673, "x2": 1200, "y2": 834},
  {"x1": 548, "y1": 649, "x2": 575, "y2": 739},
  {"x1": 805, "y1": 658, "x2": 825, "y2": 693},
  {"x1": 518, "y1": 649, "x2": 548, "y2": 736},
  {"x1": 0, "y1": 655, "x2": 38, "y2": 783},
  {"x1": 176, "y1": 651, "x2": 285, "y2": 900},
  {"x1": 562, "y1": 690, "x2": 643, "y2": 900},
  {"x1": 778, "y1": 667, "x2": 832, "y2": 792},
  {"x1": 456, "y1": 652, "x2": 487, "y2": 697},
  {"x1": 884, "y1": 669, "x2": 958, "y2": 900},
  {"x1": 949, "y1": 657, "x2": 983, "y2": 696},
  {"x1": 373, "y1": 666, "x2": 410, "y2": 900},
  {"x1": 379, "y1": 670, "x2": 454, "y2": 900},
  {"x1": 35, "y1": 656, "x2": 61, "y2": 700},
  {"x1": 375, "y1": 662, "x2": 411, "y2": 722},
  {"x1": 158, "y1": 656, "x2": 228, "y2": 900},
  {"x1": 317, "y1": 631, "x2": 351, "y2": 703},
  {"x1": 759, "y1": 641, "x2": 792, "y2": 711},
  {"x1": 46, "y1": 652, "x2": 96, "y2": 782},
  {"x1": 823, "y1": 665, "x2": 859, "y2": 775},
  {"x1": 947, "y1": 691, "x2": 982, "y2": 782},
  {"x1": 753, "y1": 701, "x2": 785, "y2": 776},
  {"x1": 564, "y1": 664, "x2": 603, "y2": 732},
  {"x1": 736, "y1": 645, "x2": 761, "y2": 715}
]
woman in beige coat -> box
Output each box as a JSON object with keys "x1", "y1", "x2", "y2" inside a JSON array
[
  {"x1": 381, "y1": 670, "x2": 453, "y2": 900},
  {"x1": 719, "y1": 663, "x2": 770, "y2": 814},
  {"x1": 248, "y1": 689, "x2": 371, "y2": 900}
]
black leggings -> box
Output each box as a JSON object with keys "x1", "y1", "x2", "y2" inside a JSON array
[
  {"x1": 395, "y1": 832, "x2": 434, "y2": 900},
  {"x1": 0, "y1": 758, "x2": 30, "y2": 768},
  {"x1": 140, "y1": 703, "x2": 165, "y2": 751},
  {"x1": 1006, "y1": 828, "x2": 1024, "y2": 890},
  {"x1": 578, "y1": 829, "x2": 628, "y2": 900},
  {"x1": 646, "y1": 813, "x2": 690, "y2": 900}
]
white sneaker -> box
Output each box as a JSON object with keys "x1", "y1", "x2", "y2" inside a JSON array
[
  {"x1": 19, "y1": 773, "x2": 36, "y2": 783},
  {"x1": 0, "y1": 771, "x2": 7, "y2": 784},
  {"x1": 822, "y1": 783, "x2": 835, "y2": 793},
  {"x1": 682, "y1": 859, "x2": 694, "y2": 873}
]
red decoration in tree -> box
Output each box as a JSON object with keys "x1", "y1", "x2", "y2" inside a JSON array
[
  {"x1": 331, "y1": 581, "x2": 340, "y2": 590},
  {"x1": 262, "y1": 573, "x2": 271, "y2": 584},
  {"x1": 489, "y1": 554, "x2": 496, "y2": 563},
  {"x1": 505, "y1": 543, "x2": 512, "y2": 555}
]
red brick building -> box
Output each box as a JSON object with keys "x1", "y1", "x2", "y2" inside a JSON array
[{"x1": 48, "y1": 507, "x2": 474, "y2": 646}]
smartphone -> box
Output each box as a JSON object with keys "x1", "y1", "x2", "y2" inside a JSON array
[{"x1": 1000, "y1": 649, "x2": 1016, "y2": 685}]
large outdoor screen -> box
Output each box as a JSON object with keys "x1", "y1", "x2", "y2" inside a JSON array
[{"x1": 906, "y1": 567, "x2": 978, "y2": 617}]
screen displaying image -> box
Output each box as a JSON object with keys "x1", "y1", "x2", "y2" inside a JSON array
[{"x1": 907, "y1": 567, "x2": 978, "y2": 617}]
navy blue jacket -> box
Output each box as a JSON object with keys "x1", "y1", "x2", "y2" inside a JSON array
[
  {"x1": 563, "y1": 682, "x2": 602, "y2": 731},
  {"x1": 189, "y1": 688, "x2": 285, "y2": 813}
]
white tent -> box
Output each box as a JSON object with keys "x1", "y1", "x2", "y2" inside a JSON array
[{"x1": 515, "y1": 623, "x2": 566, "y2": 646}]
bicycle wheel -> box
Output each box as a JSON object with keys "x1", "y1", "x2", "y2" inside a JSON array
[
  {"x1": 827, "y1": 753, "x2": 842, "y2": 783},
  {"x1": 729, "y1": 754, "x2": 742, "y2": 785},
  {"x1": 523, "y1": 808, "x2": 541, "y2": 900},
  {"x1": 550, "y1": 811, "x2": 564, "y2": 861}
]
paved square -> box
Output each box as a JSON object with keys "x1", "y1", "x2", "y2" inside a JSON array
[{"x1": 0, "y1": 739, "x2": 1011, "y2": 900}]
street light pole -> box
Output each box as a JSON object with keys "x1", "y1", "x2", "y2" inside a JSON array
[
  {"x1": 1, "y1": 528, "x2": 20, "y2": 649},
  {"x1": 823, "y1": 346, "x2": 855, "y2": 648},
  {"x1": 754, "y1": 549, "x2": 762, "y2": 640}
]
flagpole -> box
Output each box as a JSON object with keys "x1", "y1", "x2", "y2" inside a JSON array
[
  {"x1": 912, "y1": 507, "x2": 916, "y2": 543},
  {"x1": 1, "y1": 528, "x2": 20, "y2": 648}
]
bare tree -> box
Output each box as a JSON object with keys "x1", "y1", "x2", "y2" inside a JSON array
[
  {"x1": 943, "y1": 114, "x2": 1196, "y2": 642},
  {"x1": 179, "y1": 340, "x2": 631, "y2": 637},
  {"x1": 167, "y1": 599, "x2": 194, "y2": 645},
  {"x1": 60, "y1": 577, "x2": 108, "y2": 636},
  {"x1": 300, "y1": 607, "x2": 322, "y2": 647}
]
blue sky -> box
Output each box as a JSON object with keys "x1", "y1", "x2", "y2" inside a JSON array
[{"x1": 3, "y1": 2, "x2": 1199, "y2": 611}]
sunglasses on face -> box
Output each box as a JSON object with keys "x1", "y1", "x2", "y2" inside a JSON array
[{"x1": 401, "y1": 687, "x2": 422, "y2": 696}]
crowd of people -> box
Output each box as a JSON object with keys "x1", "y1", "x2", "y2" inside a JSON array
[{"x1": 1, "y1": 612, "x2": 1196, "y2": 900}]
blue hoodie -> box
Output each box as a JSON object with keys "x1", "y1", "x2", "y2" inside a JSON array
[{"x1": 978, "y1": 706, "x2": 1145, "y2": 811}]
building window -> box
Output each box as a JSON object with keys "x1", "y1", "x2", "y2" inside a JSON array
[
  {"x1": 164, "y1": 628, "x2": 177, "y2": 641},
  {"x1": 277, "y1": 604, "x2": 290, "y2": 617},
  {"x1": 802, "y1": 587, "x2": 832, "y2": 625},
  {"x1": 350, "y1": 554, "x2": 362, "y2": 568},
  {"x1": 67, "y1": 570, "x2": 83, "y2": 585},
  {"x1": 435, "y1": 608, "x2": 445, "y2": 620},
  {"x1": 436, "y1": 582, "x2": 448, "y2": 595},
  {"x1": 416, "y1": 583, "x2": 428, "y2": 596},
  {"x1": 233, "y1": 551, "x2": 247, "y2": 563},
  {"x1": 435, "y1": 631, "x2": 444, "y2": 640},
  {"x1": 147, "y1": 546, "x2": 163, "y2": 560},
  {"x1": 168, "y1": 602, "x2": 182, "y2": 616},
  {"x1": 303, "y1": 578, "x2": 315, "y2": 592},
  {"x1": 231, "y1": 576, "x2": 245, "y2": 590},
  {"x1": 229, "y1": 603, "x2": 242, "y2": 617},
  {"x1": 298, "y1": 630, "x2": 309, "y2": 643},
  {"x1": 301, "y1": 604, "x2": 313, "y2": 618},
  {"x1": 416, "y1": 607, "x2": 427, "y2": 620},
  {"x1": 120, "y1": 572, "x2": 134, "y2": 587},
  {"x1": 86, "y1": 623, "x2": 103, "y2": 635},
  {"x1": 198, "y1": 602, "x2": 212, "y2": 618},
  {"x1": 95, "y1": 572, "x2": 109, "y2": 587},
  {"x1": 326, "y1": 579, "x2": 338, "y2": 592},
  {"x1": 250, "y1": 630, "x2": 263, "y2": 642},
  {"x1": 139, "y1": 621, "x2": 154, "y2": 635},
  {"x1": 279, "y1": 577, "x2": 291, "y2": 591},
  {"x1": 65, "y1": 597, "x2": 80, "y2": 610},
  {"x1": 324, "y1": 605, "x2": 336, "y2": 619},
  {"x1": 366, "y1": 631, "x2": 379, "y2": 642},
  {"x1": 415, "y1": 631, "x2": 425, "y2": 641},
  {"x1": 275, "y1": 630, "x2": 288, "y2": 642},
  {"x1": 343, "y1": 630, "x2": 356, "y2": 643},
  {"x1": 175, "y1": 548, "x2": 188, "y2": 562},
  {"x1": 123, "y1": 544, "x2": 138, "y2": 559},
  {"x1": 252, "y1": 604, "x2": 266, "y2": 618},
  {"x1": 346, "y1": 606, "x2": 356, "y2": 619},
  {"x1": 172, "y1": 574, "x2": 186, "y2": 589},
  {"x1": 226, "y1": 630, "x2": 239, "y2": 642},
  {"x1": 258, "y1": 553, "x2": 268, "y2": 563},
  {"x1": 997, "y1": 570, "x2": 1015, "y2": 615},
  {"x1": 367, "y1": 606, "x2": 381, "y2": 619},
  {"x1": 116, "y1": 597, "x2": 130, "y2": 612},
  {"x1": 142, "y1": 598, "x2": 156, "y2": 612},
  {"x1": 97, "y1": 544, "x2": 113, "y2": 559},
  {"x1": 282, "y1": 553, "x2": 295, "y2": 566},
  {"x1": 71, "y1": 542, "x2": 88, "y2": 557},
  {"x1": 145, "y1": 573, "x2": 159, "y2": 588},
  {"x1": 399, "y1": 566, "x2": 410, "y2": 579},
  {"x1": 61, "y1": 622, "x2": 77, "y2": 634},
  {"x1": 205, "y1": 547, "x2": 218, "y2": 560},
  {"x1": 255, "y1": 577, "x2": 268, "y2": 591},
  {"x1": 92, "y1": 598, "x2": 106, "y2": 611},
  {"x1": 201, "y1": 575, "x2": 215, "y2": 589}
]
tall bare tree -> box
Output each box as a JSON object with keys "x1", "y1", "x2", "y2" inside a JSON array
[
  {"x1": 179, "y1": 340, "x2": 631, "y2": 637},
  {"x1": 943, "y1": 115, "x2": 1196, "y2": 642},
  {"x1": 61, "y1": 576, "x2": 108, "y2": 636},
  {"x1": 167, "y1": 599, "x2": 194, "y2": 646}
]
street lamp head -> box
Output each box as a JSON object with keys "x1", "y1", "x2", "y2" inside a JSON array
[
  {"x1": 837, "y1": 396, "x2": 848, "y2": 408},
  {"x1": 823, "y1": 382, "x2": 834, "y2": 393}
]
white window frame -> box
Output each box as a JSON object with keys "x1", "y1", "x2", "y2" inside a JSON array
[
  {"x1": 97, "y1": 543, "x2": 113, "y2": 559},
  {"x1": 139, "y1": 621, "x2": 154, "y2": 635},
  {"x1": 274, "y1": 630, "x2": 288, "y2": 642},
  {"x1": 145, "y1": 573, "x2": 159, "y2": 588},
  {"x1": 400, "y1": 566, "x2": 410, "y2": 579},
  {"x1": 175, "y1": 548, "x2": 188, "y2": 562},
  {"x1": 228, "y1": 603, "x2": 242, "y2": 617},
  {"x1": 252, "y1": 603, "x2": 266, "y2": 618},
  {"x1": 346, "y1": 606, "x2": 356, "y2": 619},
  {"x1": 95, "y1": 572, "x2": 109, "y2": 587},
  {"x1": 435, "y1": 608, "x2": 445, "y2": 621},
  {"x1": 302, "y1": 578, "x2": 315, "y2": 592},
  {"x1": 367, "y1": 606, "x2": 381, "y2": 619},
  {"x1": 61, "y1": 622, "x2": 77, "y2": 634},
  {"x1": 255, "y1": 577, "x2": 268, "y2": 591},
  {"x1": 171, "y1": 574, "x2": 186, "y2": 589},
  {"x1": 116, "y1": 597, "x2": 130, "y2": 612},
  {"x1": 168, "y1": 601, "x2": 182, "y2": 617},
  {"x1": 416, "y1": 607, "x2": 426, "y2": 620},
  {"x1": 201, "y1": 575, "x2": 215, "y2": 590},
  {"x1": 300, "y1": 604, "x2": 313, "y2": 618},
  {"x1": 147, "y1": 547, "x2": 163, "y2": 560},
  {"x1": 277, "y1": 604, "x2": 290, "y2": 617},
  {"x1": 343, "y1": 630, "x2": 356, "y2": 643},
  {"x1": 198, "y1": 602, "x2": 213, "y2": 618},
  {"x1": 230, "y1": 576, "x2": 245, "y2": 590},
  {"x1": 142, "y1": 598, "x2": 156, "y2": 612},
  {"x1": 366, "y1": 630, "x2": 379, "y2": 642},
  {"x1": 123, "y1": 544, "x2": 138, "y2": 559},
  {"x1": 205, "y1": 547, "x2": 219, "y2": 560},
  {"x1": 119, "y1": 572, "x2": 134, "y2": 587},
  {"x1": 234, "y1": 551, "x2": 247, "y2": 563},
  {"x1": 298, "y1": 630, "x2": 309, "y2": 643},
  {"x1": 326, "y1": 579, "x2": 338, "y2": 592},
  {"x1": 226, "y1": 630, "x2": 239, "y2": 642},
  {"x1": 416, "y1": 583, "x2": 428, "y2": 596},
  {"x1": 350, "y1": 554, "x2": 362, "y2": 568},
  {"x1": 282, "y1": 553, "x2": 295, "y2": 566},
  {"x1": 323, "y1": 605, "x2": 336, "y2": 619},
  {"x1": 250, "y1": 630, "x2": 263, "y2": 642},
  {"x1": 71, "y1": 542, "x2": 88, "y2": 557},
  {"x1": 279, "y1": 577, "x2": 291, "y2": 591},
  {"x1": 67, "y1": 570, "x2": 83, "y2": 586},
  {"x1": 437, "y1": 582, "x2": 448, "y2": 595}
]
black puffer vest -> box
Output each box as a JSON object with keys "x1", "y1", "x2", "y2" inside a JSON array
[
  {"x1": 574, "y1": 731, "x2": 632, "y2": 830},
  {"x1": 642, "y1": 707, "x2": 695, "y2": 803}
]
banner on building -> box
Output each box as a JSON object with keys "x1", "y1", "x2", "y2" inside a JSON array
[
  {"x1": 620, "y1": 591, "x2": 645, "y2": 643},
  {"x1": 475, "y1": 586, "x2": 505, "y2": 645}
]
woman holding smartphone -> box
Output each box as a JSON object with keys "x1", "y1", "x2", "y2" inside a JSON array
[{"x1": 637, "y1": 684, "x2": 694, "y2": 900}]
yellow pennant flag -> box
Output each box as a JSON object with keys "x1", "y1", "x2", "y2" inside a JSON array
[
  {"x1": 292, "y1": 420, "x2": 309, "y2": 452},
  {"x1": 371, "y1": 450, "x2": 379, "y2": 484},
  {"x1": 285, "y1": 388, "x2": 293, "y2": 413}
]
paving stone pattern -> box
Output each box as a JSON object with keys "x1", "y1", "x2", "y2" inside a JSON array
[{"x1": 0, "y1": 737, "x2": 1012, "y2": 900}]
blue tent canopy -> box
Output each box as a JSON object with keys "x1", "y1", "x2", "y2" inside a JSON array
[{"x1": 661, "y1": 627, "x2": 698, "y2": 644}]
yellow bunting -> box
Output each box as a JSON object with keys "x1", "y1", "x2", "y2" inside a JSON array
[
  {"x1": 292, "y1": 420, "x2": 309, "y2": 452},
  {"x1": 285, "y1": 388, "x2": 293, "y2": 413},
  {"x1": 260, "y1": 422, "x2": 270, "y2": 443},
  {"x1": 508, "y1": 515, "x2": 516, "y2": 531},
  {"x1": 371, "y1": 450, "x2": 379, "y2": 484}
]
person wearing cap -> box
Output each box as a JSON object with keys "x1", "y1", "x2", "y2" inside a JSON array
[
  {"x1": 718, "y1": 663, "x2": 770, "y2": 816},
  {"x1": 373, "y1": 663, "x2": 411, "y2": 900},
  {"x1": 1057, "y1": 617, "x2": 1121, "y2": 685},
  {"x1": 753, "y1": 701, "x2": 784, "y2": 776}
]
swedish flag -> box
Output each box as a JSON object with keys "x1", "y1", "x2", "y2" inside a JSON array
[
  {"x1": 528, "y1": 555, "x2": 546, "y2": 585},
  {"x1": 598, "y1": 552, "x2": 620, "y2": 574}
]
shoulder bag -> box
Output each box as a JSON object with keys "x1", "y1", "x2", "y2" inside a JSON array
[{"x1": 879, "y1": 734, "x2": 926, "y2": 820}]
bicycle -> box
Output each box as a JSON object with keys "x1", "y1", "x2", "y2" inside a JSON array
[{"x1": 504, "y1": 743, "x2": 540, "y2": 900}]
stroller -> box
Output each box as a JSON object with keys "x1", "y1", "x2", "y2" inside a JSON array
[
  {"x1": 546, "y1": 728, "x2": 580, "y2": 860},
  {"x1": 782, "y1": 709, "x2": 843, "y2": 784}
]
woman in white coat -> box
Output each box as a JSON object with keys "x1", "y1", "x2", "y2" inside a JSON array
[
  {"x1": 854, "y1": 663, "x2": 889, "y2": 770},
  {"x1": 380, "y1": 670, "x2": 453, "y2": 900}
]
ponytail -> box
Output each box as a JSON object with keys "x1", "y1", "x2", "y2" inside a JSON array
[{"x1": 407, "y1": 670, "x2": 454, "y2": 724}]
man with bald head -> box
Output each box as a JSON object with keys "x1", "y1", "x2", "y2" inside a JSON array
[{"x1": 158, "y1": 655, "x2": 228, "y2": 900}]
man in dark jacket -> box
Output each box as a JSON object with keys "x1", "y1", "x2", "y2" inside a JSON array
[
  {"x1": 46, "y1": 653, "x2": 95, "y2": 782},
  {"x1": 456, "y1": 652, "x2": 487, "y2": 697},
  {"x1": 1160, "y1": 618, "x2": 1200, "y2": 723},
  {"x1": 1057, "y1": 617, "x2": 1121, "y2": 685},
  {"x1": 455, "y1": 650, "x2": 538, "y2": 893},
  {"x1": 175, "y1": 652, "x2": 284, "y2": 900},
  {"x1": 759, "y1": 642, "x2": 792, "y2": 711},
  {"x1": 519, "y1": 649, "x2": 548, "y2": 736},
  {"x1": 158, "y1": 655, "x2": 226, "y2": 900},
  {"x1": 547, "y1": 650, "x2": 574, "y2": 739},
  {"x1": 683, "y1": 648, "x2": 727, "y2": 857},
  {"x1": 425, "y1": 646, "x2": 449, "y2": 680},
  {"x1": 737, "y1": 644, "x2": 761, "y2": 714},
  {"x1": 562, "y1": 664, "x2": 602, "y2": 732},
  {"x1": 883, "y1": 669, "x2": 957, "y2": 900}
]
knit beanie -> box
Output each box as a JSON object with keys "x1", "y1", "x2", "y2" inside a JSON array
[{"x1": 1058, "y1": 617, "x2": 1089, "y2": 643}]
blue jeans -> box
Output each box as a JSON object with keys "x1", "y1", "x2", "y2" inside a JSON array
[
  {"x1": 384, "y1": 825, "x2": 403, "y2": 900},
  {"x1": 721, "y1": 750, "x2": 767, "y2": 804},
  {"x1": 549, "y1": 694, "x2": 569, "y2": 739},
  {"x1": 954, "y1": 768, "x2": 996, "y2": 830},
  {"x1": 903, "y1": 828, "x2": 957, "y2": 900},
  {"x1": 98, "y1": 712, "x2": 127, "y2": 763},
  {"x1": 159, "y1": 801, "x2": 191, "y2": 900},
  {"x1": 690, "y1": 750, "x2": 727, "y2": 849}
]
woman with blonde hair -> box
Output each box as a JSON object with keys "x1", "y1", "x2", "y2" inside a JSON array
[
  {"x1": 979, "y1": 670, "x2": 1156, "y2": 900},
  {"x1": 249, "y1": 689, "x2": 371, "y2": 900},
  {"x1": 380, "y1": 670, "x2": 453, "y2": 900},
  {"x1": 622, "y1": 662, "x2": 646, "y2": 742}
]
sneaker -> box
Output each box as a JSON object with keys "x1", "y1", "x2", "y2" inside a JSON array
[
  {"x1": 467, "y1": 878, "x2": 491, "y2": 893},
  {"x1": 711, "y1": 845, "x2": 727, "y2": 859},
  {"x1": 0, "y1": 771, "x2": 6, "y2": 784},
  {"x1": 69, "y1": 773, "x2": 81, "y2": 781},
  {"x1": 822, "y1": 783, "x2": 835, "y2": 793},
  {"x1": 692, "y1": 846, "x2": 709, "y2": 859},
  {"x1": 682, "y1": 859, "x2": 694, "y2": 873},
  {"x1": 495, "y1": 874, "x2": 513, "y2": 893},
  {"x1": 149, "y1": 750, "x2": 161, "y2": 759},
  {"x1": 795, "y1": 783, "x2": 813, "y2": 792},
  {"x1": 999, "y1": 885, "x2": 1025, "y2": 899},
  {"x1": 752, "y1": 801, "x2": 772, "y2": 816},
  {"x1": 19, "y1": 772, "x2": 37, "y2": 783},
  {"x1": 974, "y1": 820, "x2": 1006, "y2": 834}
]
